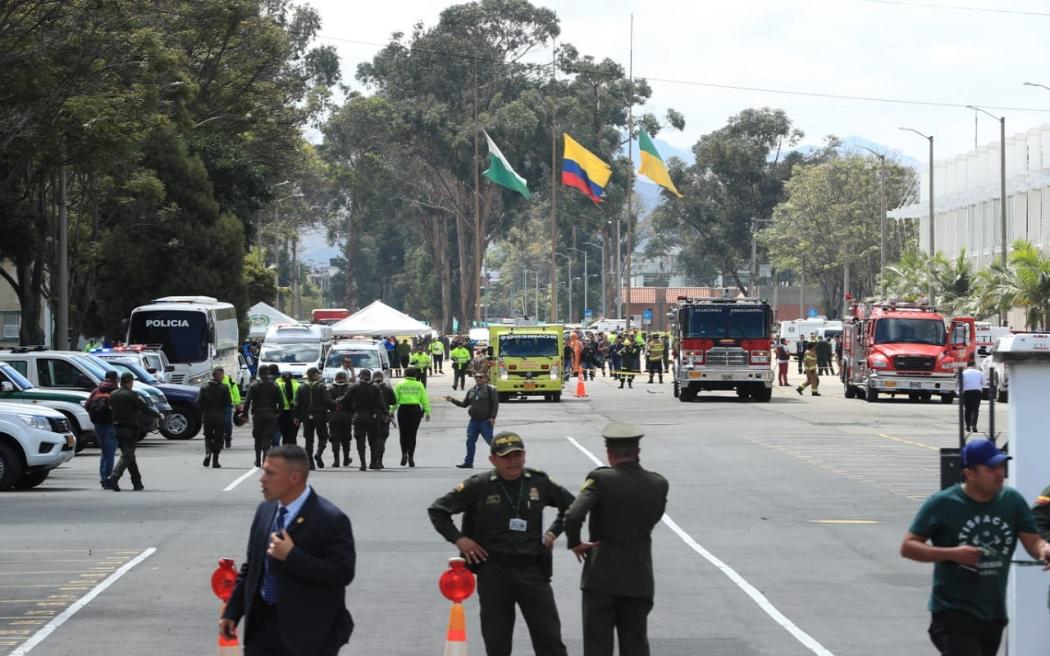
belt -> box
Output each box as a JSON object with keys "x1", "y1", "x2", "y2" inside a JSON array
[{"x1": 485, "y1": 552, "x2": 543, "y2": 568}]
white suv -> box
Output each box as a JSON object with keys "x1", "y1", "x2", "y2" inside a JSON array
[{"x1": 0, "y1": 401, "x2": 76, "y2": 490}]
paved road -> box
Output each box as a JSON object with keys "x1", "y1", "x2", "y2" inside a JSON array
[{"x1": 2, "y1": 369, "x2": 1008, "y2": 655}]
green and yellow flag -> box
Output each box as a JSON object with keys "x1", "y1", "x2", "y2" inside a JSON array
[{"x1": 637, "y1": 130, "x2": 682, "y2": 198}]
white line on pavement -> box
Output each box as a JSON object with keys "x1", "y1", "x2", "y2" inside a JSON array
[
  {"x1": 223, "y1": 467, "x2": 259, "y2": 492},
  {"x1": 8, "y1": 547, "x2": 156, "y2": 656},
  {"x1": 564, "y1": 436, "x2": 836, "y2": 656}
]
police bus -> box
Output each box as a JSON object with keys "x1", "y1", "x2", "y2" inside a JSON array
[{"x1": 125, "y1": 296, "x2": 239, "y2": 386}]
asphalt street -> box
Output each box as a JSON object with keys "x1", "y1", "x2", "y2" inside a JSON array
[{"x1": 2, "y1": 367, "x2": 1014, "y2": 656}]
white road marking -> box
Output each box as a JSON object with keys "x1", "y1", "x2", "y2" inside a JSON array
[
  {"x1": 565, "y1": 436, "x2": 836, "y2": 656},
  {"x1": 8, "y1": 547, "x2": 156, "y2": 656},
  {"x1": 223, "y1": 467, "x2": 259, "y2": 492}
]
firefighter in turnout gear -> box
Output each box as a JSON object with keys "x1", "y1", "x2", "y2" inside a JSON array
[
  {"x1": 646, "y1": 334, "x2": 665, "y2": 384},
  {"x1": 295, "y1": 367, "x2": 332, "y2": 469},
  {"x1": 327, "y1": 370, "x2": 353, "y2": 468}
]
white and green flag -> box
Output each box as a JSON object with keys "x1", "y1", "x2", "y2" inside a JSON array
[{"x1": 482, "y1": 131, "x2": 530, "y2": 199}]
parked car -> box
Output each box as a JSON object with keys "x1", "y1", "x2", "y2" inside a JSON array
[
  {"x1": 0, "y1": 360, "x2": 95, "y2": 451},
  {"x1": 0, "y1": 400, "x2": 77, "y2": 490},
  {"x1": 92, "y1": 346, "x2": 173, "y2": 383},
  {"x1": 102, "y1": 358, "x2": 202, "y2": 440},
  {"x1": 236, "y1": 352, "x2": 251, "y2": 392},
  {"x1": 0, "y1": 347, "x2": 166, "y2": 438},
  {"x1": 980, "y1": 347, "x2": 1009, "y2": 403},
  {"x1": 322, "y1": 340, "x2": 391, "y2": 384}
]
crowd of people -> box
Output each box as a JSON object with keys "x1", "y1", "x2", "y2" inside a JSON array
[{"x1": 562, "y1": 330, "x2": 671, "y2": 389}]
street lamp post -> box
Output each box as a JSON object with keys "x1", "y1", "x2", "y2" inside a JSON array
[
  {"x1": 967, "y1": 105, "x2": 1007, "y2": 270},
  {"x1": 858, "y1": 146, "x2": 887, "y2": 295},
  {"x1": 585, "y1": 239, "x2": 605, "y2": 319},
  {"x1": 555, "y1": 253, "x2": 572, "y2": 322},
  {"x1": 899, "y1": 127, "x2": 935, "y2": 304},
  {"x1": 570, "y1": 247, "x2": 589, "y2": 324}
]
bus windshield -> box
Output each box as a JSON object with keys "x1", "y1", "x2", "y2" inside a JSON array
[
  {"x1": 499, "y1": 334, "x2": 559, "y2": 357},
  {"x1": 874, "y1": 318, "x2": 946, "y2": 346},
  {"x1": 128, "y1": 310, "x2": 208, "y2": 363},
  {"x1": 325, "y1": 350, "x2": 381, "y2": 368},
  {"x1": 262, "y1": 343, "x2": 321, "y2": 365},
  {"x1": 681, "y1": 306, "x2": 769, "y2": 339}
]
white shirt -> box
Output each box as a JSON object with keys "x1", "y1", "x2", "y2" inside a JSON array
[{"x1": 961, "y1": 368, "x2": 984, "y2": 392}]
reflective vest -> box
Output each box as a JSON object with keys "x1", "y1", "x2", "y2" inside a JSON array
[
  {"x1": 276, "y1": 378, "x2": 301, "y2": 410},
  {"x1": 394, "y1": 378, "x2": 431, "y2": 415},
  {"x1": 223, "y1": 375, "x2": 241, "y2": 405}
]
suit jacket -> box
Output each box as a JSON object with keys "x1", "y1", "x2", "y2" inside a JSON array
[
  {"x1": 223, "y1": 489, "x2": 356, "y2": 655},
  {"x1": 564, "y1": 461, "x2": 668, "y2": 598}
]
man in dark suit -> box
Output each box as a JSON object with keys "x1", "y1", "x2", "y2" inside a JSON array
[
  {"x1": 564, "y1": 422, "x2": 669, "y2": 656},
  {"x1": 219, "y1": 445, "x2": 356, "y2": 656}
]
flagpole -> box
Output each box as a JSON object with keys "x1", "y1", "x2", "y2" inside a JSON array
[
  {"x1": 473, "y1": 63, "x2": 483, "y2": 325},
  {"x1": 623, "y1": 14, "x2": 634, "y2": 330},
  {"x1": 550, "y1": 40, "x2": 559, "y2": 324}
]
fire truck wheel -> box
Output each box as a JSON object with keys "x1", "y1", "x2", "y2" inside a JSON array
[
  {"x1": 735, "y1": 387, "x2": 751, "y2": 400},
  {"x1": 940, "y1": 393, "x2": 955, "y2": 404},
  {"x1": 752, "y1": 386, "x2": 772, "y2": 402},
  {"x1": 679, "y1": 385, "x2": 697, "y2": 402},
  {"x1": 865, "y1": 385, "x2": 879, "y2": 403}
]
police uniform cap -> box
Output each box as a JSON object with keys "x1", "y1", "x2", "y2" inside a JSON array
[
  {"x1": 601, "y1": 421, "x2": 644, "y2": 448},
  {"x1": 491, "y1": 431, "x2": 525, "y2": 456}
]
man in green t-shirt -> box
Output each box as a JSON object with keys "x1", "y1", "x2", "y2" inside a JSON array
[{"x1": 901, "y1": 438, "x2": 1050, "y2": 655}]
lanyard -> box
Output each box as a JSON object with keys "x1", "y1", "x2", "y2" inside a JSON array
[{"x1": 497, "y1": 478, "x2": 526, "y2": 518}]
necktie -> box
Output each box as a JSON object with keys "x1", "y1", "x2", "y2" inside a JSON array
[{"x1": 260, "y1": 506, "x2": 287, "y2": 603}]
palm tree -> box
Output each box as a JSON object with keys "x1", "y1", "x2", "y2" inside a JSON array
[
  {"x1": 974, "y1": 240, "x2": 1050, "y2": 329},
  {"x1": 882, "y1": 249, "x2": 974, "y2": 315}
]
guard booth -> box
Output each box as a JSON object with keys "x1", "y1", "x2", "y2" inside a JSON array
[{"x1": 995, "y1": 333, "x2": 1050, "y2": 656}]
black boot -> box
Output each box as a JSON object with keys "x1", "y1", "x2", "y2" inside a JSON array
[
  {"x1": 343, "y1": 448, "x2": 351, "y2": 467},
  {"x1": 212, "y1": 454, "x2": 221, "y2": 468},
  {"x1": 203, "y1": 452, "x2": 211, "y2": 467},
  {"x1": 401, "y1": 454, "x2": 408, "y2": 466},
  {"x1": 254, "y1": 450, "x2": 261, "y2": 468},
  {"x1": 358, "y1": 449, "x2": 367, "y2": 471},
  {"x1": 408, "y1": 454, "x2": 415, "y2": 468},
  {"x1": 314, "y1": 453, "x2": 324, "y2": 469}
]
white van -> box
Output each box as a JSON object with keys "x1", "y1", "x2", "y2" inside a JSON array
[
  {"x1": 259, "y1": 323, "x2": 333, "y2": 378},
  {"x1": 589, "y1": 319, "x2": 627, "y2": 334},
  {"x1": 322, "y1": 339, "x2": 390, "y2": 384},
  {"x1": 778, "y1": 318, "x2": 841, "y2": 352}
]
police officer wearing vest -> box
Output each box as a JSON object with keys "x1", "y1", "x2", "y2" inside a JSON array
[
  {"x1": 242, "y1": 366, "x2": 282, "y2": 468},
  {"x1": 392, "y1": 367, "x2": 430, "y2": 467},
  {"x1": 565, "y1": 422, "x2": 669, "y2": 656},
  {"x1": 429, "y1": 338, "x2": 446, "y2": 374},
  {"x1": 450, "y1": 342, "x2": 471, "y2": 391},
  {"x1": 199, "y1": 366, "x2": 233, "y2": 468},
  {"x1": 295, "y1": 367, "x2": 331, "y2": 471},
  {"x1": 327, "y1": 371, "x2": 353, "y2": 468},
  {"x1": 276, "y1": 369, "x2": 301, "y2": 446},
  {"x1": 428, "y1": 432, "x2": 575, "y2": 656}
]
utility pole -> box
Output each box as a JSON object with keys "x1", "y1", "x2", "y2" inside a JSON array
[
  {"x1": 859, "y1": 147, "x2": 887, "y2": 295},
  {"x1": 900, "y1": 127, "x2": 935, "y2": 304},
  {"x1": 749, "y1": 219, "x2": 758, "y2": 297},
  {"x1": 56, "y1": 159, "x2": 69, "y2": 349},
  {"x1": 473, "y1": 63, "x2": 482, "y2": 325},
  {"x1": 623, "y1": 14, "x2": 634, "y2": 330},
  {"x1": 549, "y1": 42, "x2": 559, "y2": 323},
  {"x1": 292, "y1": 234, "x2": 300, "y2": 320}
]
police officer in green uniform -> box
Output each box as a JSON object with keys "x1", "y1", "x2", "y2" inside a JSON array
[
  {"x1": 564, "y1": 422, "x2": 669, "y2": 656},
  {"x1": 428, "y1": 432, "x2": 575, "y2": 656},
  {"x1": 294, "y1": 367, "x2": 331, "y2": 470},
  {"x1": 242, "y1": 366, "x2": 282, "y2": 468},
  {"x1": 327, "y1": 370, "x2": 353, "y2": 468},
  {"x1": 199, "y1": 366, "x2": 232, "y2": 468},
  {"x1": 103, "y1": 373, "x2": 162, "y2": 491}
]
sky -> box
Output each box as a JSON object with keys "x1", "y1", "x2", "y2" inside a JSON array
[{"x1": 305, "y1": 0, "x2": 1050, "y2": 167}]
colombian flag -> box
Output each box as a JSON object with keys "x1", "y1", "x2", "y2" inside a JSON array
[{"x1": 561, "y1": 134, "x2": 611, "y2": 204}]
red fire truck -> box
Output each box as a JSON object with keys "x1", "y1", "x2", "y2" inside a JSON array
[
  {"x1": 841, "y1": 299, "x2": 975, "y2": 403},
  {"x1": 670, "y1": 297, "x2": 774, "y2": 402}
]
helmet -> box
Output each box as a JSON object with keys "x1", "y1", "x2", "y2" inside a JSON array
[{"x1": 233, "y1": 410, "x2": 249, "y2": 427}]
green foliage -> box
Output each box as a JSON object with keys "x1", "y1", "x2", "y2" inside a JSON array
[
  {"x1": 973, "y1": 240, "x2": 1050, "y2": 329},
  {"x1": 761, "y1": 153, "x2": 918, "y2": 317},
  {"x1": 883, "y1": 250, "x2": 975, "y2": 316}
]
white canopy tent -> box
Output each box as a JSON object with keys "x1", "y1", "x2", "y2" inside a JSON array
[
  {"x1": 248, "y1": 302, "x2": 296, "y2": 339},
  {"x1": 330, "y1": 300, "x2": 432, "y2": 337}
]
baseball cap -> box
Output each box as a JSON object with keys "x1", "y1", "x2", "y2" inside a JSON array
[
  {"x1": 961, "y1": 438, "x2": 1011, "y2": 468},
  {"x1": 491, "y1": 432, "x2": 525, "y2": 456}
]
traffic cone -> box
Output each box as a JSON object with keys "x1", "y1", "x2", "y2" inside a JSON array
[
  {"x1": 575, "y1": 369, "x2": 588, "y2": 398},
  {"x1": 442, "y1": 601, "x2": 468, "y2": 656}
]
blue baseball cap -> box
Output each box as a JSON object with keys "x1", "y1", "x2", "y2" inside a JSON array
[{"x1": 962, "y1": 438, "x2": 1011, "y2": 468}]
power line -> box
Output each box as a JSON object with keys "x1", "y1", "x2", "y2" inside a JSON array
[
  {"x1": 861, "y1": 0, "x2": 1050, "y2": 17},
  {"x1": 317, "y1": 33, "x2": 1050, "y2": 114}
]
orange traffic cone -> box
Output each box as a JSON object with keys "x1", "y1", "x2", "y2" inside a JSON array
[
  {"x1": 442, "y1": 601, "x2": 468, "y2": 656},
  {"x1": 575, "y1": 369, "x2": 588, "y2": 398}
]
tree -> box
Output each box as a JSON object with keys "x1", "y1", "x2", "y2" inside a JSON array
[
  {"x1": 883, "y1": 250, "x2": 975, "y2": 316},
  {"x1": 761, "y1": 154, "x2": 918, "y2": 317},
  {"x1": 974, "y1": 240, "x2": 1050, "y2": 329},
  {"x1": 649, "y1": 108, "x2": 804, "y2": 294}
]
